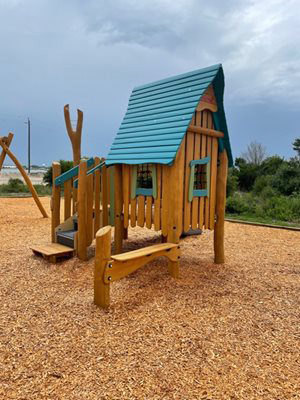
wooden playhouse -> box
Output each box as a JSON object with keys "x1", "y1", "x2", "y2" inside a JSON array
[
  {"x1": 106, "y1": 63, "x2": 233, "y2": 254},
  {"x1": 32, "y1": 63, "x2": 233, "y2": 307}
]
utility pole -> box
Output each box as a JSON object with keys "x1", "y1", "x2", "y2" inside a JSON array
[{"x1": 25, "y1": 117, "x2": 31, "y2": 174}]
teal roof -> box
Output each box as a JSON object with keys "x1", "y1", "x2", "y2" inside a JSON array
[{"x1": 106, "y1": 64, "x2": 233, "y2": 167}]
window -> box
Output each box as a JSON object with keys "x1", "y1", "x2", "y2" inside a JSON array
[
  {"x1": 131, "y1": 164, "x2": 157, "y2": 198},
  {"x1": 188, "y1": 157, "x2": 210, "y2": 201}
]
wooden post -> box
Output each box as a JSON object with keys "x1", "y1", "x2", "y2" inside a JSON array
[
  {"x1": 64, "y1": 104, "x2": 83, "y2": 166},
  {"x1": 0, "y1": 138, "x2": 48, "y2": 218},
  {"x1": 214, "y1": 150, "x2": 228, "y2": 264},
  {"x1": 64, "y1": 180, "x2": 72, "y2": 220},
  {"x1": 0, "y1": 132, "x2": 14, "y2": 171},
  {"x1": 114, "y1": 164, "x2": 123, "y2": 254},
  {"x1": 94, "y1": 226, "x2": 111, "y2": 309},
  {"x1": 77, "y1": 161, "x2": 87, "y2": 260},
  {"x1": 51, "y1": 162, "x2": 61, "y2": 242}
]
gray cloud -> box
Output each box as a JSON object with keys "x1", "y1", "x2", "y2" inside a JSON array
[{"x1": 0, "y1": 0, "x2": 299, "y2": 164}]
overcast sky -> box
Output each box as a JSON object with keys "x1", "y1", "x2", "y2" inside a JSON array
[{"x1": 1, "y1": 0, "x2": 299, "y2": 166}]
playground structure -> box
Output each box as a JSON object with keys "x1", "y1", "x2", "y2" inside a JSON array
[
  {"x1": 31, "y1": 63, "x2": 232, "y2": 308},
  {"x1": 0, "y1": 133, "x2": 48, "y2": 218}
]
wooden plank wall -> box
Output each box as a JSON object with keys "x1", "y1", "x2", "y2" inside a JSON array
[{"x1": 182, "y1": 109, "x2": 218, "y2": 232}]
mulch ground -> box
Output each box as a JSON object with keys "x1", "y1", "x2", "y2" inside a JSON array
[{"x1": 0, "y1": 197, "x2": 299, "y2": 400}]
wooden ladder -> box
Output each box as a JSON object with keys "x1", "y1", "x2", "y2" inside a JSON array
[{"x1": 94, "y1": 226, "x2": 181, "y2": 309}]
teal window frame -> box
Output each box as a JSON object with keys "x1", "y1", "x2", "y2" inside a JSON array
[
  {"x1": 131, "y1": 164, "x2": 157, "y2": 199},
  {"x1": 188, "y1": 157, "x2": 210, "y2": 202}
]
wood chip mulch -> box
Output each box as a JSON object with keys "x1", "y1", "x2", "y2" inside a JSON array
[{"x1": 0, "y1": 197, "x2": 299, "y2": 400}]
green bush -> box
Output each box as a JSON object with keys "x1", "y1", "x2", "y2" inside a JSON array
[
  {"x1": 43, "y1": 160, "x2": 74, "y2": 186},
  {"x1": 0, "y1": 178, "x2": 29, "y2": 193}
]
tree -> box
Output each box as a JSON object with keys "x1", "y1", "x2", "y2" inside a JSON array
[
  {"x1": 293, "y1": 138, "x2": 300, "y2": 157},
  {"x1": 242, "y1": 141, "x2": 266, "y2": 165},
  {"x1": 43, "y1": 160, "x2": 73, "y2": 186}
]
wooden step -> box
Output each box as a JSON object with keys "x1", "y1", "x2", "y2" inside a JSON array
[
  {"x1": 111, "y1": 242, "x2": 178, "y2": 262},
  {"x1": 31, "y1": 243, "x2": 75, "y2": 263}
]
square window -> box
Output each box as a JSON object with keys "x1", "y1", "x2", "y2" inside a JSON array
[
  {"x1": 194, "y1": 164, "x2": 207, "y2": 190},
  {"x1": 137, "y1": 164, "x2": 153, "y2": 189}
]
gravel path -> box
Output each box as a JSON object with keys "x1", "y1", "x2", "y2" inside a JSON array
[{"x1": 0, "y1": 197, "x2": 299, "y2": 399}]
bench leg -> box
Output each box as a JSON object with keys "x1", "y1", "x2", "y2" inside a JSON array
[{"x1": 168, "y1": 260, "x2": 179, "y2": 279}]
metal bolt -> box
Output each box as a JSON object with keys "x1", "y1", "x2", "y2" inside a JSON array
[
  {"x1": 108, "y1": 276, "x2": 112, "y2": 281},
  {"x1": 108, "y1": 263, "x2": 112, "y2": 269}
]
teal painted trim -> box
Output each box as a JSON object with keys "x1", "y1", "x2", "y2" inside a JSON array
[
  {"x1": 188, "y1": 165, "x2": 195, "y2": 202},
  {"x1": 213, "y1": 112, "x2": 224, "y2": 153},
  {"x1": 133, "y1": 64, "x2": 221, "y2": 92},
  {"x1": 87, "y1": 161, "x2": 105, "y2": 176},
  {"x1": 193, "y1": 189, "x2": 208, "y2": 197},
  {"x1": 109, "y1": 167, "x2": 115, "y2": 225},
  {"x1": 131, "y1": 164, "x2": 157, "y2": 199},
  {"x1": 131, "y1": 166, "x2": 137, "y2": 199},
  {"x1": 207, "y1": 161, "x2": 210, "y2": 197},
  {"x1": 55, "y1": 157, "x2": 94, "y2": 187},
  {"x1": 114, "y1": 130, "x2": 186, "y2": 142},
  {"x1": 136, "y1": 188, "x2": 153, "y2": 196},
  {"x1": 188, "y1": 158, "x2": 210, "y2": 201},
  {"x1": 73, "y1": 160, "x2": 105, "y2": 188},
  {"x1": 190, "y1": 156, "x2": 210, "y2": 166}
]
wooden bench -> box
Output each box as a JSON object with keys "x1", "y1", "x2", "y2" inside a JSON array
[{"x1": 94, "y1": 226, "x2": 180, "y2": 309}]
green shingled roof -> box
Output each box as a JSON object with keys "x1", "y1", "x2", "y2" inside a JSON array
[{"x1": 106, "y1": 64, "x2": 233, "y2": 167}]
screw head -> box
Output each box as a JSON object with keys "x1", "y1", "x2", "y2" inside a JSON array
[
  {"x1": 108, "y1": 263, "x2": 112, "y2": 268},
  {"x1": 108, "y1": 276, "x2": 112, "y2": 281}
]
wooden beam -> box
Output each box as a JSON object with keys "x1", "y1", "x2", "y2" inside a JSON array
[
  {"x1": 114, "y1": 164, "x2": 123, "y2": 254},
  {"x1": 51, "y1": 162, "x2": 61, "y2": 241},
  {"x1": 0, "y1": 138, "x2": 48, "y2": 218},
  {"x1": 94, "y1": 225, "x2": 111, "y2": 309},
  {"x1": 77, "y1": 161, "x2": 87, "y2": 260},
  {"x1": 214, "y1": 150, "x2": 228, "y2": 264},
  {"x1": 0, "y1": 132, "x2": 14, "y2": 171},
  {"x1": 187, "y1": 126, "x2": 224, "y2": 138}
]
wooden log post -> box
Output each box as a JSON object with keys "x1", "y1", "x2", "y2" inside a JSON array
[
  {"x1": 94, "y1": 226, "x2": 111, "y2": 309},
  {"x1": 64, "y1": 104, "x2": 83, "y2": 166},
  {"x1": 77, "y1": 161, "x2": 88, "y2": 260},
  {"x1": 0, "y1": 138, "x2": 48, "y2": 218},
  {"x1": 51, "y1": 162, "x2": 61, "y2": 242},
  {"x1": 114, "y1": 164, "x2": 123, "y2": 254},
  {"x1": 64, "y1": 104, "x2": 83, "y2": 213},
  {"x1": 0, "y1": 132, "x2": 14, "y2": 171},
  {"x1": 214, "y1": 150, "x2": 228, "y2": 264}
]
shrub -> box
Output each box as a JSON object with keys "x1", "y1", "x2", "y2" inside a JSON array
[{"x1": 43, "y1": 160, "x2": 74, "y2": 186}]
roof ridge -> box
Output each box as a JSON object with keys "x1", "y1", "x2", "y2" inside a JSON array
[{"x1": 133, "y1": 64, "x2": 222, "y2": 93}]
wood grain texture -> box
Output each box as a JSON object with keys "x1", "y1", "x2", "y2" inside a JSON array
[
  {"x1": 0, "y1": 132, "x2": 13, "y2": 171},
  {"x1": 94, "y1": 157, "x2": 101, "y2": 236},
  {"x1": 209, "y1": 138, "x2": 218, "y2": 230},
  {"x1": 154, "y1": 165, "x2": 162, "y2": 231},
  {"x1": 122, "y1": 164, "x2": 130, "y2": 228},
  {"x1": 183, "y1": 131, "x2": 194, "y2": 232},
  {"x1": 86, "y1": 173, "x2": 94, "y2": 246},
  {"x1": 94, "y1": 225, "x2": 111, "y2": 309},
  {"x1": 0, "y1": 139, "x2": 48, "y2": 218},
  {"x1": 214, "y1": 150, "x2": 228, "y2": 264},
  {"x1": 114, "y1": 165, "x2": 123, "y2": 254},
  {"x1": 77, "y1": 161, "x2": 88, "y2": 260},
  {"x1": 64, "y1": 180, "x2": 72, "y2": 221},
  {"x1": 137, "y1": 196, "x2": 145, "y2": 227},
  {"x1": 51, "y1": 162, "x2": 61, "y2": 242},
  {"x1": 146, "y1": 196, "x2": 152, "y2": 228}
]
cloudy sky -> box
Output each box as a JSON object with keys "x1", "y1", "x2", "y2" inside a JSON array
[{"x1": 0, "y1": 0, "x2": 299, "y2": 166}]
